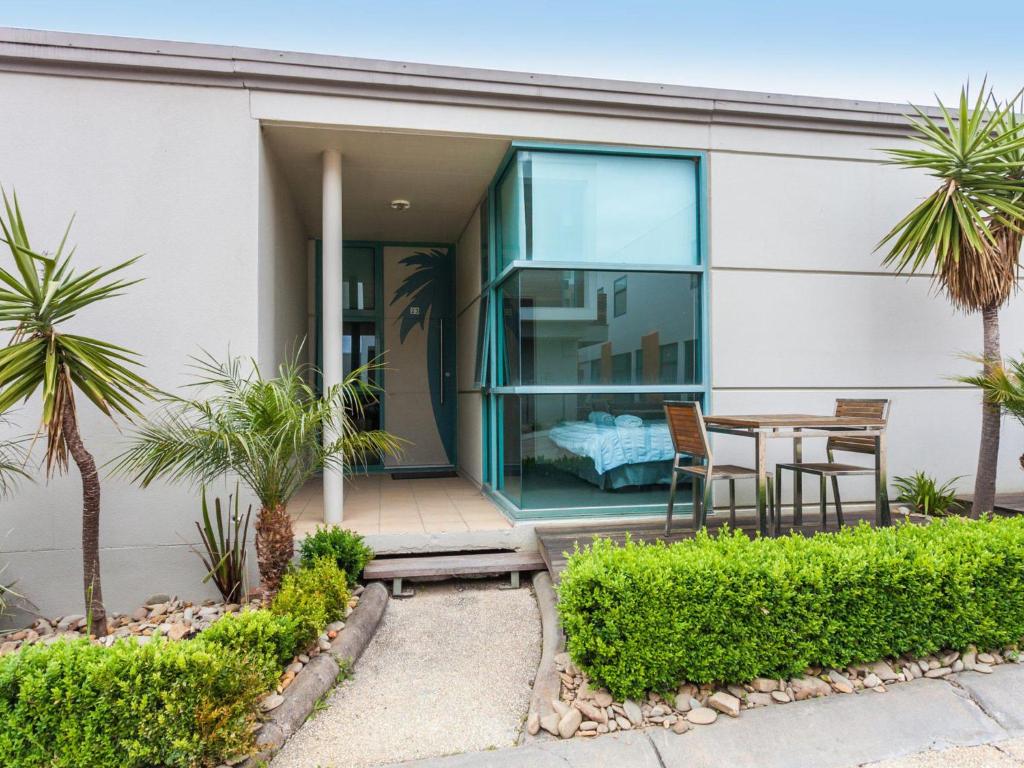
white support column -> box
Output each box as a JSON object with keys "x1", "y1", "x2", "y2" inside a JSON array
[{"x1": 322, "y1": 149, "x2": 344, "y2": 525}]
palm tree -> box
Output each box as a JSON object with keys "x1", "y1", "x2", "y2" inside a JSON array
[
  {"x1": 0, "y1": 191, "x2": 151, "y2": 636},
  {"x1": 879, "y1": 85, "x2": 1024, "y2": 515},
  {"x1": 114, "y1": 351, "x2": 402, "y2": 595}
]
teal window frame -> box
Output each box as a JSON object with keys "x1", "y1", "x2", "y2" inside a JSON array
[{"x1": 480, "y1": 142, "x2": 711, "y2": 520}]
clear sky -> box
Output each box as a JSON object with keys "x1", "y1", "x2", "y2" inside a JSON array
[{"x1": 2, "y1": 0, "x2": 1022, "y2": 105}]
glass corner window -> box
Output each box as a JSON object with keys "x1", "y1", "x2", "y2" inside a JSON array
[
  {"x1": 497, "y1": 269, "x2": 700, "y2": 387},
  {"x1": 494, "y1": 149, "x2": 699, "y2": 270}
]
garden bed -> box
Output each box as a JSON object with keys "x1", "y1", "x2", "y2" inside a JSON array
[
  {"x1": 0, "y1": 556, "x2": 363, "y2": 767},
  {"x1": 539, "y1": 516, "x2": 1024, "y2": 740},
  {"x1": 538, "y1": 642, "x2": 1019, "y2": 739}
]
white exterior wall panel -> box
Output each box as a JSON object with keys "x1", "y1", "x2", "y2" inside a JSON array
[{"x1": 0, "y1": 71, "x2": 261, "y2": 620}]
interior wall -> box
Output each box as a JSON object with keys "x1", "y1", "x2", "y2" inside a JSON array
[
  {"x1": 455, "y1": 204, "x2": 484, "y2": 485},
  {"x1": 258, "y1": 131, "x2": 309, "y2": 374}
]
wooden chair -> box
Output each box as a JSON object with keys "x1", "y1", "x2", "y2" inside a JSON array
[
  {"x1": 663, "y1": 401, "x2": 772, "y2": 535},
  {"x1": 774, "y1": 398, "x2": 890, "y2": 532}
]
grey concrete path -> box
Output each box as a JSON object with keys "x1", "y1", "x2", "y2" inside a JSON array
[
  {"x1": 386, "y1": 664, "x2": 1024, "y2": 768},
  {"x1": 272, "y1": 580, "x2": 541, "y2": 768}
]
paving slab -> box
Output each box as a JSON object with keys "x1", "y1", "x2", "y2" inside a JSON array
[
  {"x1": 392, "y1": 731, "x2": 661, "y2": 768},
  {"x1": 954, "y1": 664, "x2": 1024, "y2": 736},
  {"x1": 648, "y1": 679, "x2": 1008, "y2": 768}
]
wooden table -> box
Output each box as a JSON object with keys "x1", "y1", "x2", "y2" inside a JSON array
[{"x1": 703, "y1": 413, "x2": 890, "y2": 536}]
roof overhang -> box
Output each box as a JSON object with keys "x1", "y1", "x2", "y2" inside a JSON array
[{"x1": 0, "y1": 27, "x2": 932, "y2": 137}]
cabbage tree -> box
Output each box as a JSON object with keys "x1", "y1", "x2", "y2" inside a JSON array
[
  {"x1": 879, "y1": 85, "x2": 1024, "y2": 514},
  {"x1": 0, "y1": 191, "x2": 151, "y2": 636}
]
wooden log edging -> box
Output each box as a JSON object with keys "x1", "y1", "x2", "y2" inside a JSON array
[
  {"x1": 520, "y1": 570, "x2": 565, "y2": 744},
  {"x1": 242, "y1": 582, "x2": 389, "y2": 766}
]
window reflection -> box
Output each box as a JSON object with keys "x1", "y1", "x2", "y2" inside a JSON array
[
  {"x1": 500, "y1": 393, "x2": 697, "y2": 510},
  {"x1": 499, "y1": 270, "x2": 700, "y2": 387}
]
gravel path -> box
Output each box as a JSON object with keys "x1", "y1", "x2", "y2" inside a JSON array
[
  {"x1": 272, "y1": 579, "x2": 542, "y2": 768},
  {"x1": 863, "y1": 738, "x2": 1024, "y2": 767}
]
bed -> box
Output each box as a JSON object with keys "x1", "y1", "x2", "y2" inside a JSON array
[{"x1": 546, "y1": 413, "x2": 676, "y2": 490}]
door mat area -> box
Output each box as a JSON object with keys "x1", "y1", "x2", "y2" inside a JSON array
[{"x1": 390, "y1": 470, "x2": 459, "y2": 480}]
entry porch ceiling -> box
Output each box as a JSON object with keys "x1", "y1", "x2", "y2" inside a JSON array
[{"x1": 262, "y1": 125, "x2": 510, "y2": 243}]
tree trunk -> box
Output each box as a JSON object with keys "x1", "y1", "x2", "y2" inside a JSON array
[
  {"x1": 62, "y1": 398, "x2": 108, "y2": 637},
  {"x1": 254, "y1": 503, "x2": 294, "y2": 595},
  {"x1": 973, "y1": 303, "x2": 1002, "y2": 515}
]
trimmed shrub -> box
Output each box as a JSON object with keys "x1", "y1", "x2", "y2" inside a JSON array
[
  {"x1": 199, "y1": 609, "x2": 299, "y2": 685},
  {"x1": 271, "y1": 557, "x2": 349, "y2": 653},
  {"x1": 0, "y1": 636, "x2": 265, "y2": 768},
  {"x1": 299, "y1": 526, "x2": 374, "y2": 586},
  {"x1": 558, "y1": 517, "x2": 1024, "y2": 698}
]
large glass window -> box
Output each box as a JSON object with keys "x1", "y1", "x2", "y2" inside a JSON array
[
  {"x1": 486, "y1": 147, "x2": 705, "y2": 517},
  {"x1": 498, "y1": 269, "x2": 700, "y2": 387},
  {"x1": 499, "y1": 392, "x2": 698, "y2": 512},
  {"x1": 495, "y1": 151, "x2": 699, "y2": 270}
]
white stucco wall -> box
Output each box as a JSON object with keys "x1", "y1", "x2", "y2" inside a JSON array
[
  {"x1": 706, "y1": 133, "x2": 1024, "y2": 503},
  {"x1": 258, "y1": 132, "x2": 309, "y2": 374},
  {"x1": 0, "y1": 71, "x2": 261, "y2": 621},
  {"x1": 455, "y1": 205, "x2": 484, "y2": 485}
]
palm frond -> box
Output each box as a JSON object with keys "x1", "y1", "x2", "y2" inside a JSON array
[
  {"x1": 0, "y1": 190, "x2": 152, "y2": 476},
  {"x1": 878, "y1": 85, "x2": 1024, "y2": 311},
  {"x1": 0, "y1": 415, "x2": 30, "y2": 498},
  {"x1": 114, "y1": 349, "x2": 404, "y2": 510}
]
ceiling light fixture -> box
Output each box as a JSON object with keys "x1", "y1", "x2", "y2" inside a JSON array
[{"x1": 389, "y1": 199, "x2": 411, "y2": 211}]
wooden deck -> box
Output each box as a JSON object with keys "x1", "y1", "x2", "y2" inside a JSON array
[{"x1": 536, "y1": 508, "x2": 919, "y2": 582}]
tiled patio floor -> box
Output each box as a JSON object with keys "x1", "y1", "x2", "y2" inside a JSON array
[{"x1": 292, "y1": 474, "x2": 512, "y2": 537}]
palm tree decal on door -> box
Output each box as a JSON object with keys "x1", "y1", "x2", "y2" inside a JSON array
[{"x1": 390, "y1": 248, "x2": 454, "y2": 463}]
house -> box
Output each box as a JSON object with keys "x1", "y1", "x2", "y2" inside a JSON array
[{"x1": 1, "y1": 27, "x2": 1022, "y2": 617}]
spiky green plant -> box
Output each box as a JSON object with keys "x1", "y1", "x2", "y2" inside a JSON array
[
  {"x1": 194, "y1": 484, "x2": 252, "y2": 603},
  {"x1": 892, "y1": 471, "x2": 964, "y2": 516},
  {"x1": 0, "y1": 416, "x2": 29, "y2": 499},
  {"x1": 0, "y1": 190, "x2": 151, "y2": 636},
  {"x1": 114, "y1": 351, "x2": 402, "y2": 594},
  {"x1": 879, "y1": 84, "x2": 1024, "y2": 515},
  {"x1": 960, "y1": 355, "x2": 1024, "y2": 471}
]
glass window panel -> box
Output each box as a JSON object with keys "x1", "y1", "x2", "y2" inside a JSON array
[
  {"x1": 496, "y1": 157, "x2": 524, "y2": 270},
  {"x1": 480, "y1": 196, "x2": 490, "y2": 284},
  {"x1": 495, "y1": 150, "x2": 699, "y2": 270},
  {"x1": 472, "y1": 295, "x2": 490, "y2": 389},
  {"x1": 499, "y1": 392, "x2": 699, "y2": 511},
  {"x1": 498, "y1": 269, "x2": 701, "y2": 386},
  {"x1": 342, "y1": 321, "x2": 380, "y2": 434},
  {"x1": 342, "y1": 246, "x2": 375, "y2": 311}
]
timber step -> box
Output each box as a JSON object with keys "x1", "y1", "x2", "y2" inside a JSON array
[{"x1": 363, "y1": 551, "x2": 547, "y2": 597}]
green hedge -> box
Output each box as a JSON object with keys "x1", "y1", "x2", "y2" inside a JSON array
[
  {"x1": 271, "y1": 556, "x2": 350, "y2": 651},
  {"x1": 0, "y1": 636, "x2": 265, "y2": 768},
  {"x1": 558, "y1": 517, "x2": 1024, "y2": 698},
  {"x1": 0, "y1": 558, "x2": 353, "y2": 767},
  {"x1": 199, "y1": 609, "x2": 300, "y2": 686},
  {"x1": 299, "y1": 526, "x2": 374, "y2": 586}
]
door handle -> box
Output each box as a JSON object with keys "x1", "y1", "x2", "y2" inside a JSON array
[{"x1": 439, "y1": 317, "x2": 445, "y2": 406}]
